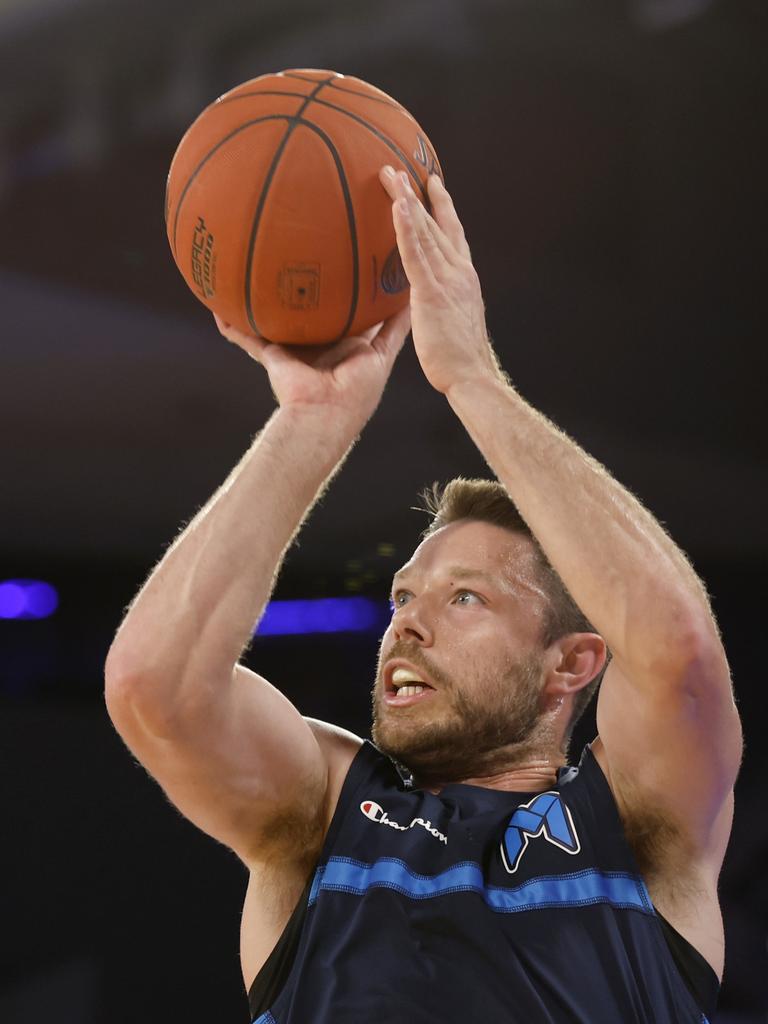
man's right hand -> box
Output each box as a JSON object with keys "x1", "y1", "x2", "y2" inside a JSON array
[{"x1": 214, "y1": 307, "x2": 412, "y2": 430}]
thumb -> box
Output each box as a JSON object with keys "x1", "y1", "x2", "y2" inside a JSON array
[
  {"x1": 372, "y1": 304, "x2": 412, "y2": 366},
  {"x1": 359, "y1": 320, "x2": 385, "y2": 343}
]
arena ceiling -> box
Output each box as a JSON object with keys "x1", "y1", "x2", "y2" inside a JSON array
[{"x1": 1, "y1": 0, "x2": 764, "y2": 577}]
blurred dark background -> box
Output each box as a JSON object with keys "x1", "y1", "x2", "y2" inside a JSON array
[{"x1": 1, "y1": 0, "x2": 765, "y2": 1021}]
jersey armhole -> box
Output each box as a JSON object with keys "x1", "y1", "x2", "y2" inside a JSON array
[
  {"x1": 579, "y1": 743, "x2": 720, "y2": 1021},
  {"x1": 655, "y1": 908, "x2": 720, "y2": 1021},
  {"x1": 247, "y1": 740, "x2": 383, "y2": 1020},
  {"x1": 247, "y1": 873, "x2": 313, "y2": 1020}
]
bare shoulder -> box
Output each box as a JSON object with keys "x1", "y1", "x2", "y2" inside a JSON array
[
  {"x1": 304, "y1": 718, "x2": 364, "y2": 834},
  {"x1": 240, "y1": 720, "x2": 362, "y2": 992},
  {"x1": 590, "y1": 735, "x2": 732, "y2": 978},
  {"x1": 246, "y1": 718, "x2": 362, "y2": 869}
]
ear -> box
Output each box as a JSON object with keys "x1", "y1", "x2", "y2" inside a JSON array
[{"x1": 541, "y1": 633, "x2": 607, "y2": 701}]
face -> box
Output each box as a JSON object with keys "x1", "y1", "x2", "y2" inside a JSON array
[{"x1": 371, "y1": 519, "x2": 553, "y2": 785}]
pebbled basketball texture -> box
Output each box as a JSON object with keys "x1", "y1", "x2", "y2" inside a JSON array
[{"x1": 165, "y1": 68, "x2": 444, "y2": 345}]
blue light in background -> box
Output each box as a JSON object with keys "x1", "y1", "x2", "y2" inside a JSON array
[
  {"x1": 0, "y1": 585, "x2": 384, "y2": 633},
  {"x1": 0, "y1": 579, "x2": 59, "y2": 620},
  {"x1": 256, "y1": 597, "x2": 385, "y2": 637}
]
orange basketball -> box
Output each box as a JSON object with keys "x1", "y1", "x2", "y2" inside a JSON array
[{"x1": 165, "y1": 68, "x2": 443, "y2": 345}]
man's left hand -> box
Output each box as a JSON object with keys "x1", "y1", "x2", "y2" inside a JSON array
[{"x1": 379, "y1": 166, "x2": 503, "y2": 396}]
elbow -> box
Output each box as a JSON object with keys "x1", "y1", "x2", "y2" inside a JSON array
[
  {"x1": 104, "y1": 642, "x2": 228, "y2": 740},
  {"x1": 681, "y1": 629, "x2": 734, "y2": 698},
  {"x1": 105, "y1": 643, "x2": 138, "y2": 701},
  {"x1": 682, "y1": 629, "x2": 744, "y2": 782},
  {"x1": 675, "y1": 623, "x2": 739, "y2": 735},
  {"x1": 103, "y1": 645, "x2": 177, "y2": 737},
  {"x1": 104, "y1": 634, "x2": 187, "y2": 704},
  {"x1": 104, "y1": 641, "x2": 153, "y2": 705},
  {"x1": 104, "y1": 664, "x2": 185, "y2": 742},
  {"x1": 646, "y1": 604, "x2": 728, "y2": 685},
  {"x1": 682, "y1": 613, "x2": 731, "y2": 680},
  {"x1": 104, "y1": 654, "x2": 158, "y2": 734}
]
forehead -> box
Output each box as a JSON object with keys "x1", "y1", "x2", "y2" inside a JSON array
[{"x1": 394, "y1": 519, "x2": 543, "y2": 594}]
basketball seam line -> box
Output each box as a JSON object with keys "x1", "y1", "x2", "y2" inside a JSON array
[
  {"x1": 242, "y1": 79, "x2": 333, "y2": 338},
  {"x1": 326, "y1": 78, "x2": 405, "y2": 110},
  {"x1": 213, "y1": 90, "x2": 431, "y2": 204},
  {"x1": 282, "y1": 71, "x2": 404, "y2": 111},
  {"x1": 290, "y1": 119, "x2": 360, "y2": 342},
  {"x1": 243, "y1": 76, "x2": 364, "y2": 343},
  {"x1": 217, "y1": 86, "x2": 400, "y2": 113},
  {"x1": 170, "y1": 115, "x2": 293, "y2": 260}
]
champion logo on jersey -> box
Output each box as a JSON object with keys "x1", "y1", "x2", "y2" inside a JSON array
[
  {"x1": 501, "y1": 791, "x2": 580, "y2": 873},
  {"x1": 360, "y1": 800, "x2": 448, "y2": 845}
]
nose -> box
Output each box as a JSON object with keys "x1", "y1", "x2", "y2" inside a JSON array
[{"x1": 391, "y1": 597, "x2": 434, "y2": 646}]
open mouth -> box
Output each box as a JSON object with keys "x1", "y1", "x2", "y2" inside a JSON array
[{"x1": 384, "y1": 663, "x2": 437, "y2": 706}]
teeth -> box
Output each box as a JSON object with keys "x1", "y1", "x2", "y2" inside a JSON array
[
  {"x1": 397, "y1": 685, "x2": 425, "y2": 697},
  {"x1": 392, "y1": 667, "x2": 425, "y2": 685}
]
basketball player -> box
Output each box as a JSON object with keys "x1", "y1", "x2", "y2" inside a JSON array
[{"x1": 104, "y1": 167, "x2": 741, "y2": 1022}]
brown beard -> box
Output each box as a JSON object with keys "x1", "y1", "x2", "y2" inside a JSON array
[{"x1": 370, "y1": 639, "x2": 545, "y2": 787}]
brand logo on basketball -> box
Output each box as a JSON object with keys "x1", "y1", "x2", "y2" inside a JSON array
[
  {"x1": 360, "y1": 800, "x2": 448, "y2": 845},
  {"x1": 413, "y1": 134, "x2": 441, "y2": 178},
  {"x1": 381, "y1": 246, "x2": 408, "y2": 294},
  {"x1": 191, "y1": 216, "x2": 217, "y2": 299}
]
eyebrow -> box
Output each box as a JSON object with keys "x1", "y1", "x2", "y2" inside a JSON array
[{"x1": 391, "y1": 566, "x2": 502, "y2": 589}]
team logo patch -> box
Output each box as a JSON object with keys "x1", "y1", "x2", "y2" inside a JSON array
[
  {"x1": 501, "y1": 791, "x2": 580, "y2": 873},
  {"x1": 360, "y1": 800, "x2": 448, "y2": 845}
]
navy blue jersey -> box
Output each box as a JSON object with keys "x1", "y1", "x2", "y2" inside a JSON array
[{"x1": 249, "y1": 740, "x2": 717, "y2": 1023}]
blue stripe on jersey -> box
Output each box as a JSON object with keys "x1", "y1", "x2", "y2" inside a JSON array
[
  {"x1": 309, "y1": 856, "x2": 654, "y2": 914},
  {"x1": 252, "y1": 1012, "x2": 276, "y2": 1024}
]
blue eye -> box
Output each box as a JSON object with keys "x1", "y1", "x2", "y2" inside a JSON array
[
  {"x1": 454, "y1": 590, "x2": 482, "y2": 605},
  {"x1": 391, "y1": 590, "x2": 411, "y2": 609}
]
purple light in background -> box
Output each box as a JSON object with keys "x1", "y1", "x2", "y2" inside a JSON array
[
  {"x1": 0, "y1": 582, "x2": 25, "y2": 618},
  {"x1": 255, "y1": 597, "x2": 385, "y2": 636},
  {"x1": 0, "y1": 579, "x2": 59, "y2": 620}
]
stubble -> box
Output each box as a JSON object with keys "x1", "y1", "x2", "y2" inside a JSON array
[{"x1": 370, "y1": 640, "x2": 545, "y2": 786}]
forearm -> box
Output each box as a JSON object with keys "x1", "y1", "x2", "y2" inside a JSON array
[
  {"x1": 447, "y1": 374, "x2": 718, "y2": 672},
  {"x1": 106, "y1": 404, "x2": 358, "y2": 705}
]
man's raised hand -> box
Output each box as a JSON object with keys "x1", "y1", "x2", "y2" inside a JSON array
[
  {"x1": 213, "y1": 306, "x2": 411, "y2": 431},
  {"x1": 379, "y1": 166, "x2": 504, "y2": 398}
]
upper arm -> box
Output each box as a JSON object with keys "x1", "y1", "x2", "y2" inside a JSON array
[
  {"x1": 105, "y1": 663, "x2": 362, "y2": 867},
  {"x1": 594, "y1": 632, "x2": 742, "y2": 857}
]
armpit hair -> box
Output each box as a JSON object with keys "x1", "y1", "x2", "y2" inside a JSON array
[{"x1": 615, "y1": 784, "x2": 704, "y2": 911}]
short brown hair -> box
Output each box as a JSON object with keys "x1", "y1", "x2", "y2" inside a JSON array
[{"x1": 418, "y1": 478, "x2": 611, "y2": 747}]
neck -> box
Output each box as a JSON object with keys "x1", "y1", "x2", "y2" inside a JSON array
[
  {"x1": 440, "y1": 758, "x2": 564, "y2": 793},
  {"x1": 412, "y1": 741, "x2": 567, "y2": 794}
]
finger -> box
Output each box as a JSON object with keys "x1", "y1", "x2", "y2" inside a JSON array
[
  {"x1": 214, "y1": 312, "x2": 264, "y2": 343},
  {"x1": 379, "y1": 164, "x2": 399, "y2": 199},
  {"x1": 359, "y1": 320, "x2": 384, "y2": 343},
  {"x1": 397, "y1": 172, "x2": 457, "y2": 267},
  {"x1": 214, "y1": 313, "x2": 271, "y2": 363},
  {"x1": 379, "y1": 164, "x2": 428, "y2": 204},
  {"x1": 371, "y1": 304, "x2": 411, "y2": 365},
  {"x1": 392, "y1": 196, "x2": 441, "y2": 292},
  {"x1": 428, "y1": 174, "x2": 472, "y2": 260}
]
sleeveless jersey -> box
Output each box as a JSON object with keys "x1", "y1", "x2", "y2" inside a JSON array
[{"x1": 249, "y1": 740, "x2": 718, "y2": 1023}]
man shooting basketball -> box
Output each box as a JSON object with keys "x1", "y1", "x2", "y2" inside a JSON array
[{"x1": 105, "y1": 167, "x2": 741, "y2": 1022}]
